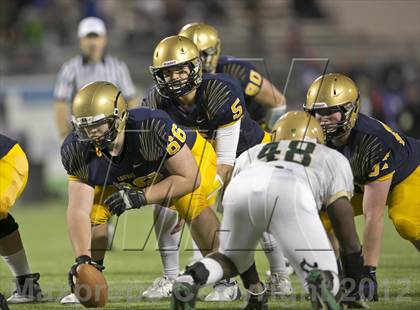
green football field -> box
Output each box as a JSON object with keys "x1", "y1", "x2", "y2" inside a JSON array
[{"x1": 1, "y1": 198, "x2": 419, "y2": 310}]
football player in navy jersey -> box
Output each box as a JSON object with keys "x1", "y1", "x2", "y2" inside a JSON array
[
  {"x1": 142, "y1": 35, "x2": 294, "y2": 302},
  {"x1": 0, "y1": 134, "x2": 43, "y2": 304},
  {"x1": 178, "y1": 24, "x2": 294, "y2": 298},
  {"x1": 178, "y1": 22, "x2": 287, "y2": 129},
  {"x1": 145, "y1": 35, "x2": 271, "y2": 186},
  {"x1": 305, "y1": 73, "x2": 420, "y2": 301},
  {"x1": 60, "y1": 81, "x2": 222, "y2": 303}
]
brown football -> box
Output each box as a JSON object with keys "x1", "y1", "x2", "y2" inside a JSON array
[{"x1": 74, "y1": 264, "x2": 108, "y2": 308}]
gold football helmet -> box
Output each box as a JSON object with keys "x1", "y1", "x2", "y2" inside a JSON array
[
  {"x1": 72, "y1": 81, "x2": 128, "y2": 149},
  {"x1": 178, "y1": 22, "x2": 221, "y2": 73},
  {"x1": 304, "y1": 73, "x2": 360, "y2": 140},
  {"x1": 150, "y1": 35, "x2": 202, "y2": 98},
  {"x1": 271, "y1": 111, "x2": 325, "y2": 144}
]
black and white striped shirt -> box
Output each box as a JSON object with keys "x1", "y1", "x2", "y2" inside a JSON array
[{"x1": 53, "y1": 54, "x2": 136, "y2": 102}]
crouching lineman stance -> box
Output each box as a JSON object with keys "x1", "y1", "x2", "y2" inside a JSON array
[
  {"x1": 171, "y1": 112, "x2": 367, "y2": 310},
  {"x1": 60, "y1": 81, "x2": 221, "y2": 304},
  {"x1": 305, "y1": 73, "x2": 420, "y2": 301},
  {"x1": 0, "y1": 134, "x2": 42, "y2": 304}
]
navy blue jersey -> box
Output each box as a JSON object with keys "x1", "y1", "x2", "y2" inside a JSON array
[
  {"x1": 0, "y1": 134, "x2": 17, "y2": 158},
  {"x1": 216, "y1": 55, "x2": 267, "y2": 124},
  {"x1": 61, "y1": 107, "x2": 196, "y2": 188},
  {"x1": 329, "y1": 113, "x2": 420, "y2": 187},
  {"x1": 142, "y1": 73, "x2": 264, "y2": 156}
]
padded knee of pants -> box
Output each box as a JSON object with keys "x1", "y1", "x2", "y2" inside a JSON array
[
  {"x1": 0, "y1": 213, "x2": 19, "y2": 239},
  {"x1": 392, "y1": 217, "x2": 420, "y2": 241}
]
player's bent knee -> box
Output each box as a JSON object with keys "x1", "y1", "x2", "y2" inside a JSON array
[
  {"x1": 392, "y1": 217, "x2": 420, "y2": 241},
  {"x1": 0, "y1": 213, "x2": 19, "y2": 239}
]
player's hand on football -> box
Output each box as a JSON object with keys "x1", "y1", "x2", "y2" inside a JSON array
[
  {"x1": 104, "y1": 182, "x2": 148, "y2": 216},
  {"x1": 68, "y1": 255, "x2": 105, "y2": 290},
  {"x1": 362, "y1": 265, "x2": 378, "y2": 301}
]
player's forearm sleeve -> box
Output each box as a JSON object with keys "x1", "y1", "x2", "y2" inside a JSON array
[{"x1": 215, "y1": 120, "x2": 241, "y2": 166}]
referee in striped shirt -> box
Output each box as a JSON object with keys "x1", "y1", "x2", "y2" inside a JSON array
[{"x1": 53, "y1": 17, "x2": 138, "y2": 139}]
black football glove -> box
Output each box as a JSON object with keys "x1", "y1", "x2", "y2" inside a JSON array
[
  {"x1": 104, "y1": 182, "x2": 147, "y2": 216},
  {"x1": 68, "y1": 255, "x2": 105, "y2": 291},
  {"x1": 362, "y1": 265, "x2": 378, "y2": 301}
]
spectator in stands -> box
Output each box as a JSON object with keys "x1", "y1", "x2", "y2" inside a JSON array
[{"x1": 397, "y1": 82, "x2": 420, "y2": 138}]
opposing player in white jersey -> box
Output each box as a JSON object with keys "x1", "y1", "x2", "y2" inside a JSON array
[{"x1": 171, "y1": 111, "x2": 367, "y2": 310}]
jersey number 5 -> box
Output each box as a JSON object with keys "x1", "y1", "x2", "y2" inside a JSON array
[{"x1": 231, "y1": 98, "x2": 243, "y2": 120}]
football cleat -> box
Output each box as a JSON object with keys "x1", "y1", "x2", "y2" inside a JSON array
[
  {"x1": 7, "y1": 273, "x2": 43, "y2": 304},
  {"x1": 265, "y1": 272, "x2": 293, "y2": 297},
  {"x1": 204, "y1": 279, "x2": 241, "y2": 301},
  {"x1": 306, "y1": 269, "x2": 341, "y2": 310},
  {"x1": 60, "y1": 293, "x2": 80, "y2": 305},
  {"x1": 170, "y1": 275, "x2": 199, "y2": 310},
  {"x1": 242, "y1": 284, "x2": 268, "y2": 310},
  {"x1": 142, "y1": 275, "x2": 174, "y2": 299},
  {"x1": 285, "y1": 259, "x2": 295, "y2": 276}
]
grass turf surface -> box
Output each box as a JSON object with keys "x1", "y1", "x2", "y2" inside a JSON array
[{"x1": 0, "y1": 199, "x2": 419, "y2": 309}]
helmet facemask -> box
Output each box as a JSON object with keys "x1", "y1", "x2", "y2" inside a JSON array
[
  {"x1": 72, "y1": 114, "x2": 120, "y2": 150},
  {"x1": 72, "y1": 91, "x2": 126, "y2": 150},
  {"x1": 200, "y1": 47, "x2": 219, "y2": 73},
  {"x1": 150, "y1": 58, "x2": 202, "y2": 99},
  {"x1": 306, "y1": 100, "x2": 358, "y2": 141}
]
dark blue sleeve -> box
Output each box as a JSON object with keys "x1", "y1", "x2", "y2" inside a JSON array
[
  {"x1": 60, "y1": 133, "x2": 91, "y2": 183},
  {"x1": 204, "y1": 75, "x2": 246, "y2": 127},
  {"x1": 133, "y1": 108, "x2": 189, "y2": 159},
  {"x1": 0, "y1": 134, "x2": 17, "y2": 158},
  {"x1": 218, "y1": 56, "x2": 263, "y2": 98}
]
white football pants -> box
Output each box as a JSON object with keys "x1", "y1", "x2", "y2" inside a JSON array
[{"x1": 220, "y1": 166, "x2": 338, "y2": 289}]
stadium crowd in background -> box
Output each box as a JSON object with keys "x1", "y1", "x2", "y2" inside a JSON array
[{"x1": 1, "y1": 0, "x2": 419, "y2": 137}]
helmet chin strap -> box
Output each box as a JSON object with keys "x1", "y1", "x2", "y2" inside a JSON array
[
  {"x1": 92, "y1": 119, "x2": 119, "y2": 151},
  {"x1": 154, "y1": 58, "x2": 202, "y2": 99},
  {"x1": 94, "y1": 91, "x2": 125, "y2": 151},
  {"x1": 324, "y1": 123, "x2": 350, "y2": 145},
  {"x1": 322, "y1": 103, "x2": 355, "y2": 141}
]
